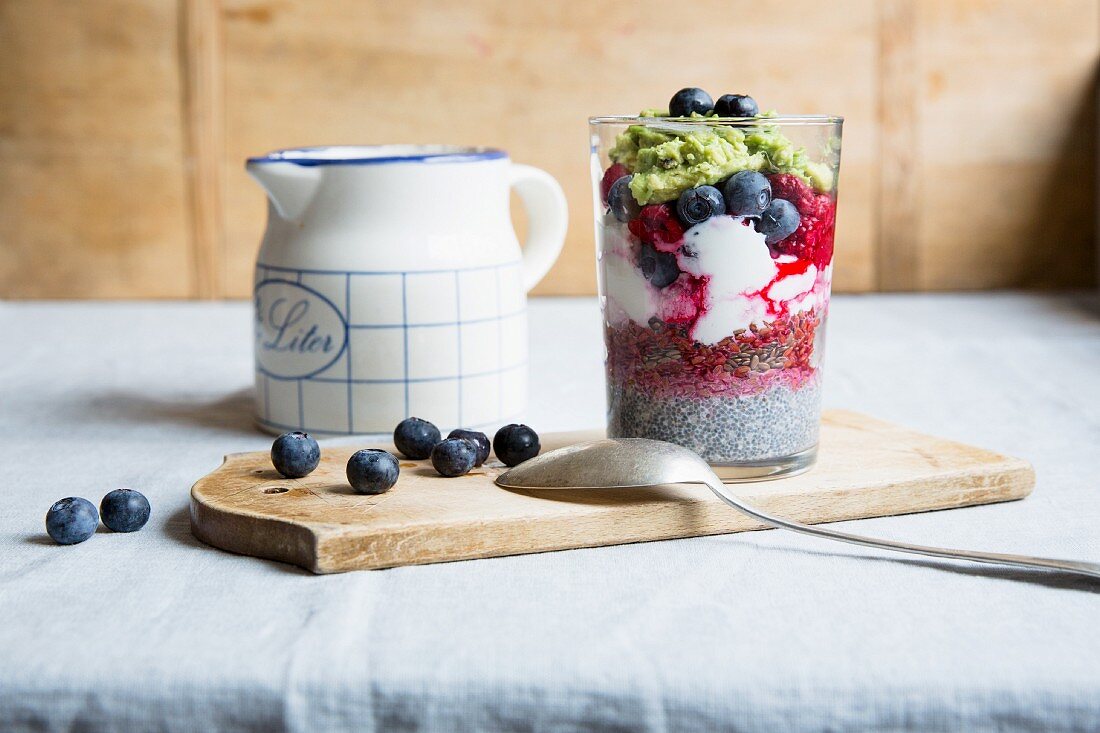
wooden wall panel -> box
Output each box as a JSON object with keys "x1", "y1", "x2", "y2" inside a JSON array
[
  {"x1": 913, "y1": 0, "x2": 1098, "y2": 290},
  {"x1": 0, "y1": 0, "x2": 193, "y2": 298},
  {"x1": 219, "y1": 0, "x2": 879, "y2": 297},
  {"x1": 0, "y1": 0, "x2": 1096, "y2": 298}
]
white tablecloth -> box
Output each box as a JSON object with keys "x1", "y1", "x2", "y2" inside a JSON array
[{"x1": 2, "y1": 294, "x2": 1099, "y2": 732}]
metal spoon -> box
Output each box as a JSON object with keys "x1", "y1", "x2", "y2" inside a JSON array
[{"x1": 496, "y1": 438, "x2": 1100, "y2": 580}]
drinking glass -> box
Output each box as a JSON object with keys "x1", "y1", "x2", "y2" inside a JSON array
[{"x1": 589, "y1": 114, "x2": 843, "y2": 479}]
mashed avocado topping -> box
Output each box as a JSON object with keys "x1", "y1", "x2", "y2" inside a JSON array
[{"x1": 609, "y1": 114, "x2": 835, "y2": 205}]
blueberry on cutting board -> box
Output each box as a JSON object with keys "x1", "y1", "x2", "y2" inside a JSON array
[
  {"x1": 100, "y1": 488, "x2": 151, "y2": 532},
  {"x1": 431, "y1": 438, "x2": 478, "y2": 478},
  {"x1": 393, "y1": 417, "x2": 441, "y2": 460},
  {"x1": 271, "y1": 431, "x2": 320, "y2": 478},
  {"x1": 347, "y1": 450, "x2": 400, "y2": 495},
  {"x1": 45, "y1": 497, "x2": 99, "y2": 545},
  {"x1": 447, "y1": 429, "x2": 491, "y2": 466},
  {"x1": 493, "y1": 424, "x2": 541, "y2": 467}
]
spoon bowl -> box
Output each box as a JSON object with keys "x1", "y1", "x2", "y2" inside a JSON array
[{"x1": 495, "y1": 438, "x2": 712, "y2": 490}]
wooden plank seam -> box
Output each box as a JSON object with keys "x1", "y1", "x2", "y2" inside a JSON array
[{"x1": 179, "y1": 0, "x2": 227, "y2": 298}]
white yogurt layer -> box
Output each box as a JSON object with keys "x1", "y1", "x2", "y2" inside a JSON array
[
  {"x1": 678, "y1": 217, "x2": 786, "y2": 344},
  {"x1": 598, "y1": 214, "x2": 830, "y2": 345},
  {"x1": 599, "y1": 218, "x2": 657, "y2": 326}
]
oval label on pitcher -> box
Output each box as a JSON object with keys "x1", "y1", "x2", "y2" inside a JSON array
[{"x1": 254, "y1": 279, "x2": 348, "y2": 379}]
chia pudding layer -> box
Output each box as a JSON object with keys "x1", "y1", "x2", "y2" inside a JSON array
[
  {"x1": 591, "y1": 97, "x2": 841, "y2": 465},
  {"x1": 609, "y1": 374, "x2": 821, "y2": 463}
]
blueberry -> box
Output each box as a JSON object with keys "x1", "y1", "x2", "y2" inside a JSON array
[
  {"x1": 431, "y1": 438, "x2": 478, "y2": 478},
  {"x1": 45, "y1": 497, "x2": 98, "y2": 545},
  {"x1": 346, "y1": 449, "x2": 400, "y2": 495},
  {"x1": 637, "y1": 243, "x2": 680, "y2": 289},
  {"x1": 100, "y1": 488, "x2": 151, "y2": 533},
  {"x1": 271, "y1": 431, "x2": 320, "y2": 478},
  {"x1": 676, "y1": 185, "x2": 726, "y2": 226},
  {"x1": 757, "y1": 199, "x2": 802, "y2": 245},
  {"x1": 722, "y1": 171, "x2": 772, "y2": 216},
  {"x1": 393, "y1": 417, "x2": 441, "y2": 460},
  {"x1": 493, "y1": 424, "x2": 541, "y2": 467},
  {"x1": 608, "y1": 175, "x2": 640, "y2": 222},
  {"x1": 447, "y1": 429, "x2": 490, "y2": 466},
  {"x1": 714, "y1": 94, "x2": 759, "y2": 118},
  {"x1": 669, "y1": 87, "x2": 713, "y2": 117}
]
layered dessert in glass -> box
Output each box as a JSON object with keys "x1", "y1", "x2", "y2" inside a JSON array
[{"x1": 590, "y1": 89, "x2": 843, "y2": 479}]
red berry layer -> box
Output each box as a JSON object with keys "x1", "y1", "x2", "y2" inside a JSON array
[
  {"x1": 768, "y1": 174, "x2": 837, "y2": 270},
  {"x1": 628, "y1": 204, "x2": 684, "y2": 252}
]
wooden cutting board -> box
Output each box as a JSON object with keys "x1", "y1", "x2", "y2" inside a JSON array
[{"x1": 190, "y1": 411, "x2": 1034, "y2": 573}]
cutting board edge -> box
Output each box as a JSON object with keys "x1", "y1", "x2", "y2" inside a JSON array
[
  {"x1": 190, "y1": 491, "x2": 321, "y2": 572},
  {"x1": 306, "y1": 456, "x2": 1036, "y2": 573},
  {"x1": 190, "y1": 462, "x2": 326, "y2": 572}
]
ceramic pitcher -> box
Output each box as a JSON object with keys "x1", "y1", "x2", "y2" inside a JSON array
[{"x1": 247, "y1": 145, "x2": 567, "y2": 436}]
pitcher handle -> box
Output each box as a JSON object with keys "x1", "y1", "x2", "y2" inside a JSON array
[{"x1": 509, "y1": 163, "x2": 568, "y2": 291}]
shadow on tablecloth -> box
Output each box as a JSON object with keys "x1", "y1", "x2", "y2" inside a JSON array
[
  {"x1": 163, "y1": 506, "x2": 313, "y2": 576},
  {"x1": 755, "y1": 541, "x2": 1100, "y2": 593},
  {"x1": 63, "y1": 387, "x2": 259, "y2": 436}
]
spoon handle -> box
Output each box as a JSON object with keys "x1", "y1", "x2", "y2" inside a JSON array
[{"x1": 701, "y1": 479, "x2": 1100, "y2": 580}]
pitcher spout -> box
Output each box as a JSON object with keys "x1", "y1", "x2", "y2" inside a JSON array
[{"x1": 246, "y1": 159, "x2": 322, "y2": 221}]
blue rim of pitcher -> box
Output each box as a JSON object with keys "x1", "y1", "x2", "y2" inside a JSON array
[{"x1": 246, "y1": 145, "x2": 508, "y2": 167}]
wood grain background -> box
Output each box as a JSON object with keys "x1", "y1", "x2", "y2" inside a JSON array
[{"x1": 1, "y1": 0, "x2": 1097, "y2": 298}]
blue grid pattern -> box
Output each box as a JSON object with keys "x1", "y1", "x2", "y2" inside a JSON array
[{"x1": 254, "y1": 260, "x2": 526, "y2": 436}]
